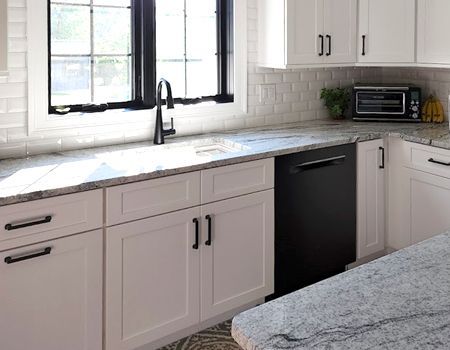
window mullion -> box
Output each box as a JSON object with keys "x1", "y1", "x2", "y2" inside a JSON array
[
  {"x1": 183, "y1": 0, "x2": 187, "y2": 99},
  {"x1": 90, "y1": 0, "x2": 94, "y2": 103}
]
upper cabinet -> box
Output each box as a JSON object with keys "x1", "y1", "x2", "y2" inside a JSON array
[
  {"x1": 0, "y1": 0, "x2": 7, "y2": 73},
  {"x1": 417, "y1": 0, "x2": 450, "y2": 65},
  {"x1": 258, "y1": 0, "x2": 357, "y2": 68},
  {"x1": 358, "y1": 0, "x2": 416, "y2": 64}
]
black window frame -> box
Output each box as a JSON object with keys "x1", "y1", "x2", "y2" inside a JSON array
[{"x1": 48, "y1": 0, "x2": 234, "y2": 115}]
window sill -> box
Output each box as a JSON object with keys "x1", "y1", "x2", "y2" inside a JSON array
[{"x1": 29, "y1": 99, "x2": 247, "y2": 135}]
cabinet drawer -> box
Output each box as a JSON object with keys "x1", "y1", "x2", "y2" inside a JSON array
[
  {"x1": 106, "y1": 172, "x2": 201, "y2": 226},
  {"x1": 201, "y1": 158, "x2": 274, "y2": 203},
  {"x1": 0, "y1": 190, "x2": 103, "y2": 251},
  {"x1": 406, "y1": 142, "x2": 450, "y2": 178}
]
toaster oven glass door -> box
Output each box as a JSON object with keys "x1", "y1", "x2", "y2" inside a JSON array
[{"x1": 356, "y1": 92, "x2": 405, "y2": 115}]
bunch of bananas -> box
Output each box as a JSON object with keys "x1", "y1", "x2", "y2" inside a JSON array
[{"x1": 422, "y1": 95, "x2": 445, "y2": 123}]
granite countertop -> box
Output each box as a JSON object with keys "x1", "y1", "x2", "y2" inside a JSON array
[
  {"x1": 0, "y1": 120, "x2": 449, "y2": 206},
  {"x1": 232, "y1": 232, "x2": 450, "y2": 350}
]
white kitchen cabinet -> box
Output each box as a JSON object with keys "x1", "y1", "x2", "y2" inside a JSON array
[
  {"x1": 258, "y1": 0, "x2": 357, "y2": 68},
  {"x1": 0, "y1": 0, "x2": 7, "y2": 73},
  {"x1": 105, "y1": 207, "x2": 201, "y2": 350},
  {"x1": 200, "y1": 190, "x2": 274, "y2": 321},
  {"x1": 105, "y1": 160, "x2": 275, "y2": 350},
  {"x1": 358, "y1": 0, "x2": 416, "y2": 64},
  {"x1": 357, "y1": 140, "x2": 386, "y2": 259},
  {"x1": 0, "y1": 230, "x2": 103, "y2": 350},
  {"x1": 417, "y1": 0, "x2": 450, "y2": 65},
  {"x1": 322, "y1": 0, "x2": 357, "y2": 64},
  {"x1": 402, "y1": 168, "x2": 450, "y2": 245}
]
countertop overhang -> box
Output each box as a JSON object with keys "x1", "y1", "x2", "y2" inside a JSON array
[
  {"x1": 1, "y1": 120, "x2": 449, "y2": 206},
  {"x1": 231, "y1": 232, "x2": 450, "y2": 350}
]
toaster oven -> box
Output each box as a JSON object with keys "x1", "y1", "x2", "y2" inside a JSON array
[{"x1": 352, "y1": 84, "x2": 421, "y2": 122}]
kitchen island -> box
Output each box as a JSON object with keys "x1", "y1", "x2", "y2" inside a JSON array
[{"x1": 232, "y1": 232, "x2": 450, "y2": 350}]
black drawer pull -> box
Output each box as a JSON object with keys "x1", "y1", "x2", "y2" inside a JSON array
[
  {"x1": 362, "y1": 35, "x2": 366, "y2": 56},
  {"x1": 5, "y1": 215, "x2": 52, "y2": 231},
  {"x1": 428, "y1": 158, "x2": 450, "y2": 166},
  {"x1": 5, "y1": 247, "x2": 52, "y2": 264},
  {"x1": 192, "y1": 218, "x2": 199, "y2": 250},
  {"x1": 291, "y1": 155, "x2": 346, "y2": 174},
  {"x1": 379, "y1": 147, "x2": 385, "y2": 169},
  {"x1": 326, "y1": 35, "x2": 331, "y2": 56},
  {"x1": 318, "y1": 35, "x2": 324, "y2": 56},
  {"x1": 205, "y1": 215, "x2": 212, "y2": 246}
]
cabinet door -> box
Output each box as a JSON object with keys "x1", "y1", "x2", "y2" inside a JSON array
[
  {"x1": 357, "y1": 140, "x2": 385, "y2": 259},
  {"x1": 358, "y1": 0, "x2": 415, "y2": 63},
  {"x1": 403, "y1": 168, "x2": 450, "y2": 245},
  {"x1": 286, "y1": 0, "x2": 324, "y2": 65},
  {"x1": 323, "y1": 0, "x2": 357, "y2": 64},
  {"x1": 200, "y1": 190, "x2": 274, "y2": 321},
  {"x1": 0, "y1": 230, "x2": 102, "y2": 350},
  {"x1": 105, "y1": 207, "x2": 201, "y2": 350},
  {"x1": 417, "y1": 0, "x2": 450, "y2": 64}
]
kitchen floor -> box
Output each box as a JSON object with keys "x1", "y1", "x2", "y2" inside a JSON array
[{"x1": 159, "y1": 320, "x2": 241, "y2": 350}]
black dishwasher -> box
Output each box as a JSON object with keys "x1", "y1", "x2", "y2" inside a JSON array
[{"x1": 273, "y1": 143, "x2": 356, "y2": 299}]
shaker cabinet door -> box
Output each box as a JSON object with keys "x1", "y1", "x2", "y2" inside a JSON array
[
  {"x1": 200, "y1": 190, "x2": 274, "y2": 321},
  {"x1": 0, "y1": 230, "x2": 103, "y2": 350},
  {"x1": 357, "y1": 140, "x2": 386, "y2": 259},
  {"x1": 417, "y1": 0, "x2": 450, "y2": 65},
  {"x1": 105, "y1": 207, "x2": 201, "y2": 350},
  {"x1": 358, "y1": 0, "x2": 415, "y2": 63}
]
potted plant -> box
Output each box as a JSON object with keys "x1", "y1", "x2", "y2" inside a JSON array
[{"x1": 320, "y1": 87, "x2": 350, "y2": 120}]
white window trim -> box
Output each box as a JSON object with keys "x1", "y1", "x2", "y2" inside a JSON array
[{"x1": 27, "y1": 0, "x2": 247, "y2": 136}]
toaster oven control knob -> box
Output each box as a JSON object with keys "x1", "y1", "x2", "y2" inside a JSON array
[
  {"x1": 412, "y1": 105, "x2": 419, "y2": 112},
  {"x1": 412, "y1": 112, "x2": 419, "y2": 119}
]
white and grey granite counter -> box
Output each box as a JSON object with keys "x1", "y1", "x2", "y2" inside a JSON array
[
  {"x1": 0, "y1": 120, "x2": 449, "y2": 206},
  {"x1": 232, "y1": 232, "x2": 450, "y2": 350}
]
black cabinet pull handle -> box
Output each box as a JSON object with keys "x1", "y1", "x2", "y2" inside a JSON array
[
  {"x1": 205, "y1": 215, "x2": 212, "y2": 246},
  {"x1": 428, "y1": 158, "x2": 450, "y2": 166},
  {"x1": 318, "y1": 35, "x2": 324, "y2": 56},
  {"x1": 192, "y1": 218, "x2": 199, "y2": 250},
  {"x1": 5, "y1": 215, "x2": 52, "y2": 231},
  {"x1": 379, "y1": 147, "x2": 385, "y2": 169},
  {"x1": 326, "y1": 35, "x2": 331, "y2": 56},
  {"x1": 5, "y1": 247, "x2": 52, "y2": 264},
  {"x1": 291, "y1": 155, "x2": 346, "y2": 174},
  {"x1": 362, "y1": 35, "x2": 366, "y2": 56}
]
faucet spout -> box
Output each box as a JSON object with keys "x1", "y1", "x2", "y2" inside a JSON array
[{"x1": 154, "y1": 79, "x2": 176, "y2": 145}]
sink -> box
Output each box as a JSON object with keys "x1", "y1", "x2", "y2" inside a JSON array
[{"x1": 191, "y1": 138, "x2": 249, "y2": 157}]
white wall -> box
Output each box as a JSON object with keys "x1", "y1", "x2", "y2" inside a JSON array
[{"x1": 0, "y1": 0, "x2": 382, "y2": 159}]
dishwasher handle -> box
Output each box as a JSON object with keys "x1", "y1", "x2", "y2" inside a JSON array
[{"x1": 290, "y1": 155, "x2": 346, "y2": 174}]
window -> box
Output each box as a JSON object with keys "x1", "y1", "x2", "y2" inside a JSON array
[{"x1": 48, "y1": 0, "x2": 234, "y2": 114}]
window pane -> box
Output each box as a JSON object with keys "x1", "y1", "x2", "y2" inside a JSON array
[
  {"x1": 187, "y1": 58, "x2": 217, "y2": 97},
  {"x1": 93, "y1": 0, "x2": 130, "y2": 7},
  {"x1": 156, "y1": 61, "x2": 186, "y2": 98},
  {"x1": 51, "y1": 56, "x2": 91, "y2": 106},
  {"x1": 51, "y1": 4, "x2": 90, "y2": 55},
  {"x1": 94, "y1": 56, "x2": 132, "y2": 103},
  {"x1": 186, "y1": 0, "x2": 217, "y2": 97},
  {"x1": 156, "y1": 0, "x2": 186, "y2": 97},
  {"x1": 94, "y1": 7, "x2": 131, "y2": 55}
]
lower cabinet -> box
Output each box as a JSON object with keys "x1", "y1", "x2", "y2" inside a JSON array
[
  {"x1": 402, "y1": 168, "x2": 450, "y2": 245},
  {"x1": 0, "y1": 230, "x2": 103, "y2": 350},
  {"x1": 357, "y1": 139, "x2": 386, "y2": 259},
  {"x1": 105, "y1": 190, "x2": 274, "y2": 350},
  {"x1": 105, "y1": 207, "x2": 201, "y2": 350},
  {"x1": 200, "y1": 190, "x2": 274, "y2": 321}
]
